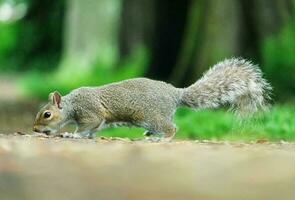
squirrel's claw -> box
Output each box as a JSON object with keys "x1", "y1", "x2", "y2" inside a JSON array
[
  {"x1": 61, "y1": 132, "x2": 82, "y2": 139},
  {"x1": 143, "y1": 136, "x2": 162, "y2": 143}
]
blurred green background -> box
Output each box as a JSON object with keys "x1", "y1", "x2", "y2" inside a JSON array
[{"x1": 0, "y1": 0, "x2": 295, "y2": 140}]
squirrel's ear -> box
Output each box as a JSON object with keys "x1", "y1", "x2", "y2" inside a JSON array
[{"x1": 48, "y1": 91, "x2": 62, "y2": 109}]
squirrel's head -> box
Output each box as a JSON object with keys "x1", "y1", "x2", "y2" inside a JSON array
[{"x1": 33, "y1": 91, "x2": 64, "y2": 135}]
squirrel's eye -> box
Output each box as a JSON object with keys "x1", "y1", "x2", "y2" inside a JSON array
[{"x1": 44, "y1": 112, "x2": 52, "y2": 119}]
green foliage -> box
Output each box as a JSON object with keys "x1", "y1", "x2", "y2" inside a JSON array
[
  {"x1": 20, "y1": 47, "x2": 149, "y2": 98},
  {"x1": 0, "y1": 23, "x2": 17, "y2": 53},
  {"x1": 262, "y1": 18, "x2": 295, "y2": 100},
  {"x1": 0, "y1": 22, "x2": 19, "y2": 70},
  {"x1": 99, "y1": 104, "x2": 295, "y2": 141},
  {"x1": 0, "y1": 0, "x2": 64, "y2": 71}
]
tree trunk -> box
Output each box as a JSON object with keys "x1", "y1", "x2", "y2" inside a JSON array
[
  {"x1": 61, "y1": 0, "x2": 121, "y2": 72},
  {"x1": 15, "y1": 0, "x2": 65, "y2": 71},
  {"x1": 146, "y1": 0, "x2": 190, "y2": 81},
  {"x1": 169, "y1": 0, "x2": 293, "y2": 86},
  {"x1": 118, "y1": 0, "x2": 155, "y2": 59},
  {"x1": 185, "y1": 0, "x2": 243, "y2": 84},
  {"x1": 169, "y1": 0, "x2": 207, "y2": 85}
]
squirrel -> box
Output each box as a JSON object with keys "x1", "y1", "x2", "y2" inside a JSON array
[{"x1": 33, "y1": 58, "x2": 271, "y2": 140}]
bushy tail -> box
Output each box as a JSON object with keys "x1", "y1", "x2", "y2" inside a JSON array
[{"x1": 181, "y1": 58, "x2": 272, "y2": 115}]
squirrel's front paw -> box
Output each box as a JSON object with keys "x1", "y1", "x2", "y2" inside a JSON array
[
  {"x1": 143, "y1": 136, "x2": 162, "y2": 142},
  {"x1": 61, "y1": 132, "x2": 72, "y2": 138},
  {"x1": 61, "y1": 132, "x2": 82, "y2": 139}
]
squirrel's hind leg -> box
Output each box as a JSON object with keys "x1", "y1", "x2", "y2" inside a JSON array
[
  {"x1": 161, "y1": 124, "x2": 177, "y2": 142},
  {"x1": 143, "y1": 117, "x2": 177, "y2": 142}
]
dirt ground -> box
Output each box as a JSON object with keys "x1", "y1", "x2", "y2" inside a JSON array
[
  {"x1": 0, "y1": 75, "x2": 39, "y2": 133},
  {"x1": 1, "y1": 78, "x2": 295, "y2": 200},
  {"x1": 0, "y1": 133, "x2": 295, "y2": 200}
]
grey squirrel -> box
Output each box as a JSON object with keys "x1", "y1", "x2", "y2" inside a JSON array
[{"x1": 33, "y1": 58, "x2": 271, "y2": 140}]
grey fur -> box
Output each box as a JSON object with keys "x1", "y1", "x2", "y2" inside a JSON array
[
  {"x1": 34, "y1": 58, "x2": 272, "y2": 140},
  {"x1": 182, "y1": 58, "x2": 272, "y2": 114}
]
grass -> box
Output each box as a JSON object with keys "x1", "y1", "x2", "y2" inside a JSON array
[{"x1": 98, "y1": 104, "x2": 295, "y2": 141}]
